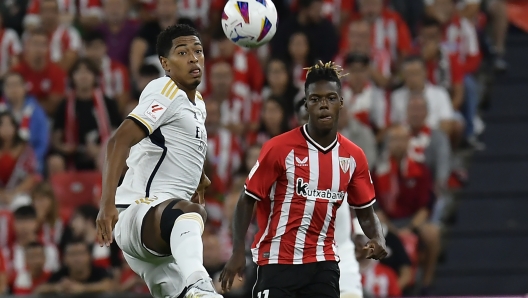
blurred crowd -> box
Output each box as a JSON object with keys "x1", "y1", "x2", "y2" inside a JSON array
[{"x1": 0, "y1": 0, "x2": 512, "y2": 296}]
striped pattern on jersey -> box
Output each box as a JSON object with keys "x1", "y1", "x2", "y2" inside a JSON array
[{"x1": 246, "y1": 125, "x2": 375, "y2": 266}]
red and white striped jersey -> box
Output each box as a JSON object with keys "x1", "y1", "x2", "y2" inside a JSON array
[
  {"x1": 100, "y1": 56, "x2": 130, "y2": 100},
  {"x1": 2, "y1": 243, "x2": 59, "y2": 274},
  {"x1": 245, "y1": 125, "x2": 375, "y2": 265},
  {"x1": 443, "y1": 15, "x2": 481, "y2": 74},
  {"x1": 38, "y1": 219, "x2": 65, "y2": 245},
  {"x1": 341, "y1": 83, "x2": 387, "y2": 130},
  {"x1": 207, "y1": 128, "x2": 242, "y2": 193},
  {"x1": 49, "y1": 25, "x2": 82, "y2": 64},
  {"x1": 0, "y1": 210, "x2": 14, "y2": 248},
  {"x1": 25, "y1": 0, "x2": 103, "y2": 27},
  {"x1": 0, "y1": 28, "x2": 22, "y2": 76}
]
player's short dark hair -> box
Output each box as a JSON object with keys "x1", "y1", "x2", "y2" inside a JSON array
[
  {"x1": 139, "y1": 64, "x2": 161, "y2": 77},
  {"x1": 74, "y1": 204, "x2": 99, "y2": 222},
  {"x1": 304, "y1": 60, "x2": 345, "y2": 94},
  {"x1": 14, "y1": 205, "x2": 37, "y2": 220},
  {"x1": 83, "y1": 30, "x2": 105, "y2": 46},
  {"x1": 344, "y1": 52, "x2": 370, "y2": 67},
  {"x1": 402, "y1": 55, "x2": 425, "y2": 68},
  {"x1": 421, "y1": 16, "x2": 442, "y2": 30},
  {"x1": 156, "y1": 24, "x2": 200, "y2": 58},
  {"x1": 26, "y1": 241, "x2": 44, "y2": 250}
]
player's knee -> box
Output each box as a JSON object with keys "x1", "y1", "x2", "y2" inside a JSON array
[{"x1": 181, "y1": 203, "x2": 207, "y2": 223}]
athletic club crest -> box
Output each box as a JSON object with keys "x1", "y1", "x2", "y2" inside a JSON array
[{"x1": 339, "y1": 157, "x2": 350, "y2": 173}]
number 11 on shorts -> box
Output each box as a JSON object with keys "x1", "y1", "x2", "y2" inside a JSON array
[{"x1": 257, "y1": 289, "x2": 269, "y2": 298}]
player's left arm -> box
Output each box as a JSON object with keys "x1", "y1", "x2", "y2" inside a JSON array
[{"x1": 347, "y1": 148, "x2": 387, "y2": 260}]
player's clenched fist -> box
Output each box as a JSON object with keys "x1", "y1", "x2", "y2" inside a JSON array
[
  {"x1": 363, "y1": 237, "x2": 388, "y2": 260},
  {"x1": 219, "y1": 251, "x2": 246, "y2": 293},
  {"x1": 96, "y1": 203, "x2": 119, "y2": 247}
]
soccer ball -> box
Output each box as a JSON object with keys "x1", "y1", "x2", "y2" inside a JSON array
[{"x1": 221, "y1": 0, "x2": 278, "y2": 48}]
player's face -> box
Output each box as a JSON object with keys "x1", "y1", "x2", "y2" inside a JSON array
[
  {"x1": 161, "y1": 35, "x2": 204, "y2": 91},
  {"x1": 305, "y1": 80, "x2": 343, "y2": 132}
]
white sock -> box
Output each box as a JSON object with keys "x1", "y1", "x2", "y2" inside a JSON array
[{"x1": 170, "y1": 212, "x2": 209, "y2": 286}]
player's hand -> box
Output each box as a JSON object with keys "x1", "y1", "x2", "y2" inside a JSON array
[
  {"x1": 96, "y1": 203, "x2": 119, "y2": 247},
  {"x1": 219, "y1": 251, "x2": 246, "y2": 293},
  {"x1": 363, "y1": 237, "x2": 388, "y2": 260},
  {"x1": 192, "y1": 174, "x2": 211, "y2": 206}
]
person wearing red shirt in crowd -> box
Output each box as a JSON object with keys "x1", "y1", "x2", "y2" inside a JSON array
[
  {"x1": 84, "y1": 31, "x2": 131, "y2": 115},
  {"x1": 355, "y1": 233, "x2": 401, "y2": 297},
  {"x1": 0, "y1": 14, "x2": 22, "y2": 79},
  {"x1": 205, "y1": 100, "x2": 242, "y2": 195},
  {"x1": 11, "y1": 242, "x2": 52, "y2": 295},
  {"x1": 373, "y1": 125, "x2": 440, "y2": 295},
  {"x1": 289, "y1": 0, "x2": 356, "y2": 27},
  {"x1": 32, "y1": 182, "x2": 66, "y2": 246},
  {"x1": 419, "y1": 17, "x2": 465, "y2": 111},
  {"x1": 342, "y1": 0, "x2": 412, "y2": 65},
  {"x1": 38, "y1": 0, "x2": 82, "y2": 71},
  {"x1": 0, "y1": 249, "x2": 6, "y2": 294},
  {"x1": 336, "y1": 19, "x2": 392, "y2": 88},
  {"x1": 220, "y1": 61, "x2": 387, "y2": 297},
  {"x1": 25, "y1": 0, "x2": 103, "y2": 30},
  {"x1": 12, "y1": 29, "x2": 66, "y2": 117}
]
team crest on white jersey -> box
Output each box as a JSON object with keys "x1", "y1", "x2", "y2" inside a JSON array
[
  {"x1": 339, "y1": 157, "x2": 350, "y2": 173},
  {"x1": 144, "y1": 100, "x2": 167, "y2": 122},
  {"x1": 295, "y1": 156, "x2": 308, "y2": 166}
]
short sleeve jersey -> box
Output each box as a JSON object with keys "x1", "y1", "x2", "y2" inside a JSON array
[{"x1": 115, "y1": 77, "x2": 207, "y2": 206}]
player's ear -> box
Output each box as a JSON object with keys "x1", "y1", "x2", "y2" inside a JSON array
[
  {"x1": 159, "y1": 56, "x2": 170, "y2": 73},
  {"x1": 339, "y1": 96, "x2": 344, "y2": 109}
]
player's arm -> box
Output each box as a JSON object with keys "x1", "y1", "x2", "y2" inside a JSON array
[{"x1": 347, "y1": 148, "x2": 387, "y2": 260}]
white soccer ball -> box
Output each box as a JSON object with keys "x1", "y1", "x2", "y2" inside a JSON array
[{"x1": 221, "y1": 0, "x2": 278, "y2": 48}]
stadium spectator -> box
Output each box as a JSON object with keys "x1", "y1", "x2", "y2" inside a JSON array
[
  {"x1": 336, "y1": 19, "x2": 392, "y2": 88},
  {"x1": 5, "y1": 206, "x2": 59, "y2": 274},
  {"x1": 133, "y1": 64, "x2": 161, "y2": 102},
  {"x1": 35, "y1": 240, "x2": 113, "y2": 294},
  {"x1": 355, "y1": 233, "x2": 402, "y2": 297},
  {"x1": 11, "y1": 241, "x2": 52, "y2": 295},
  {"x1": 271, "y1": 0, "x2": 339, "y2": 62},
  {"x1": 31, "y1": 182, "x2": 65, "y2": 246},
  {"x1": 338, "y1": 109, "x2": 378, "y2": 169},
  {"x1": 390, "y1": 57, "x2": 454, "y2": 136},
  {"x1": 0, "y1": 1, "x2": 27, "y2": 36},
  {"x1": 342, "y1": 53, "x2": 387, "y2": 138},
  {"x1": 97, "y1": 0, "x2": 140, "y2": 66},
  {"x1": 129, "y1": 0, "x2": 195, "y2": 81},
  {"x1": 51, "y1": 58, "x2": 121, "y2": 171},
  {"x1": 0, "y1": 112, "x2": 39, "y2": 210},
  {"x1": 37, "y1": 0, "x2": 82, "y2": 70},
  {"x1": 374, "y1": 125, "x2": 440, "y2": 294},
  {"x1": 205, "y1": 100, "x2": 242, "y2": 195},
  {"x1": 1, "y1": 73, "x2": 49, "y2": 171},
  {"x1": 262, "y1": 58, "x2": 303, "y2": 123},
  {"x1": 287, "y1": 32, "x2": 312, "y2": 89},
  {"x1": 249, "y1": 96, "x2": 290, "y2": 146},
  {"x1": 61, "y1": 205, "x2": 121, "y2": 270},
  {"x1": 12, "y1": 29, "x2": 66, "y2": 117},
  {"x1": 343, "y1": 0, "x2": 413, "y2": 63},
  {"x1": 0, "y1": 15, "x2": 22, "y2": 80},
  {"x1": 419, "y1": 17, "x2": 465, "y2": 111},
  {"x1": 84, "y1": 31, "x2": 131, "y2": 114}
]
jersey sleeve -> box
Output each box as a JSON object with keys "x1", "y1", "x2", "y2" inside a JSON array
[
  {"x1": 244, "y1": 141, "x2": 283, "y2": 201},
  {"x1": 347, "y1": 148, "x2": 376, "y2": 209},
  {"x1": 126, "y1": 79, "x2": 180, "y2": 136}
]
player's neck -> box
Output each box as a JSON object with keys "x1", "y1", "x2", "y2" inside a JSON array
[
  {"x1": 171, "y1": 78, "x2": 197, "y2": 103},
  {"x1": 305, "y1": 123, "x2": 338, "y2": 149}
]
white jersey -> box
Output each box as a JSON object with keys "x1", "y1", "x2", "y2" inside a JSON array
[{"x1": 115, "y1": 76, "x2": 207, "y2": 207}]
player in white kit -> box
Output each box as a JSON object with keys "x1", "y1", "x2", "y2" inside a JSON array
[{"x1": 95, "y1": 24, "x2": 223, "y2": 298}]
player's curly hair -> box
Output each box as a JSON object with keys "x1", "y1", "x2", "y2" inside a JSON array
[
  {"x1": 156, "y1": 24, "x2": 200, "y2": 58},
  {"x1": 303, "y1": 60, "x2": 347, "y2": 94}
]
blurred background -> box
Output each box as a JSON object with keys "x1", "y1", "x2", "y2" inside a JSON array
[{"x1": 0, "y1": 0, "x2": 527, "y2": 297}]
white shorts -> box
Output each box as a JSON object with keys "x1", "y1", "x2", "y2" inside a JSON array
[
  {"x1": 338, "y1": 242, "x2": 363, "y2": 297},
  {"x1": 114, "y1": 202, "x2": 186, "y2": 298}
]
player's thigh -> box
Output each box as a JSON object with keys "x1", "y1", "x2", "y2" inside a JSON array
[
  {"x1": 252, "y1": 264, "x2": 312, "y2": 298},
  {"x1": 122, "y1": 252, "x2": 185, "y2": 298},
  {"x1": 298, "y1": 261, "x2": 341, "y2": 298}
]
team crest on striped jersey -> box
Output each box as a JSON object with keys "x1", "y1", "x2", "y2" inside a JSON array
[{"x1": 339, "y1": 157, "x2": 350, "y2": 173}]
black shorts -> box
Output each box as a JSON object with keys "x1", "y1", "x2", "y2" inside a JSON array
[{"x1": 252, "y1": 261, "x2": 340, "y2": 298}]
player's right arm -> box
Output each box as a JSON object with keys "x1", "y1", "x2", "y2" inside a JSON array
[
  {"x1": 96, "y1": 79, "x2": 178, "y2": 247},
  {"x1": 220, "y1": 141, "x2": 283, "y2": 292}
]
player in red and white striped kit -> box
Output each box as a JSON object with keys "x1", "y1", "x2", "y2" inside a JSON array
[{"x1": 220, "y1": 61, "x2": 387, "y2": 298}]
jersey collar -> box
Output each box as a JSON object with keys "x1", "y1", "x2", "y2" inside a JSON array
[{"x1": 301, "y1": 124, "x2": 338, "y2": 154}]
